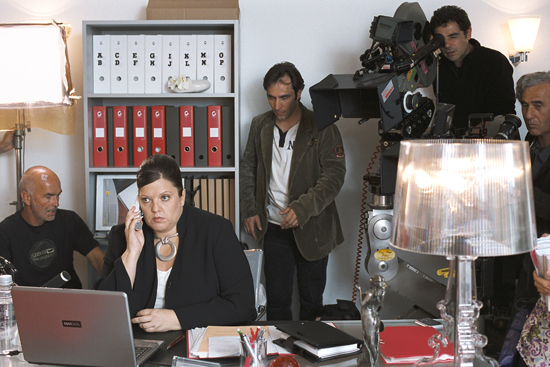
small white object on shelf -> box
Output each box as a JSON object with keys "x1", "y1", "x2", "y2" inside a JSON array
[{"x1": 168, "y1": 75, "x2": 210, "y2": 93}]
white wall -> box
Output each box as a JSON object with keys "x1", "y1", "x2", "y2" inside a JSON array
[{"x1": 0, "y1": 0, "x2": 549, "y2": 311}]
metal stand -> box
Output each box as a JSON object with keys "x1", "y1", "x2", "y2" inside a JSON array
[{"x1": 10, "y1": 109, "x2": 26, "y2": 211}]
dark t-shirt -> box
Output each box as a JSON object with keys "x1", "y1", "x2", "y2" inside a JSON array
[{"x1": 0, "y1": 209, "x2": 99, "y2": 288}]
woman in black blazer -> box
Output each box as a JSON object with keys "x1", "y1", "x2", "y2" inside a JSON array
[{"x1": 96, "y1": 154, "x2": 256, "y2": 331}]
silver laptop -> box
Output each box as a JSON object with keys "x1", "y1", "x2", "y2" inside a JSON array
[{"x1": 11, "y1": 286, "x2": 164, "y2": 367}]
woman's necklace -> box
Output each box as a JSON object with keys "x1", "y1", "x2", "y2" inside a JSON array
[{"x1": 154, "y1": 233, "x2": 178, "y2": 262}]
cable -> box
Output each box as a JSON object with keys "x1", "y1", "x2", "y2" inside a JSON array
[{"x1": 351, "y1": 141, "x2": 381, "y2": 302}]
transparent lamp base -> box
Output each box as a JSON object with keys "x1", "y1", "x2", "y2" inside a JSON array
[{"x1": 414, "y1": 257, "x2": 499, "y2": 367}]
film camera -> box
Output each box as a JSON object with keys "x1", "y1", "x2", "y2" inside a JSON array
[
  {"x1": 310, "y1": 2, "x2": 521, "y2": 195},
  {"x1": 309, "y1": 2, "x2": 521, "y2": 317}
]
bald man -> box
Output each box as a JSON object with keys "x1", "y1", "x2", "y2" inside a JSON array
[{"x1": 0, "y1": 166, "x2": 104, "y2": 288}]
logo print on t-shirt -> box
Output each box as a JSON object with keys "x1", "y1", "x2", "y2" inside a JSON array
[{"x1": 29, "y1": 239, "x2": 57, "y2": 269}]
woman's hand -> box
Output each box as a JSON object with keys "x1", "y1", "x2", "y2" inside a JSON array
[
  {"x1": 534, "y1": 270, "x2": 550, "y2": 296},
  {"x1": 131, "y1": 308, "x2": 182, "y2": 332},
  {"x1": 124, "y1": 204, "x2": 145, "y2": 257},
  {"x1": 121, "y1": 204, "x2": 144, "y2": 287}
]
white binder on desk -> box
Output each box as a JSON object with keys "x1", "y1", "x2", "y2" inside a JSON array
[
  {"x1": 110, "y1": 35, "x2": 128, "y2": 94},
  {"x1": 93, "y1": 34, "x2": 110, "y2": 94},
  {"x1": 214, "y1": 34, "x2": 232, "y2": 94},
  {"x1": 162, "y1": 35, "x2": 180, "y2": 93},
  {"x1": 179, "y1": 34, "x2": 197, "y2": 80},
  {"x1": 145, "y1": 34, "x2": 163, "y2": 94},
  {"x1": 128, "y1": 34, "x2": 145, "y2": 94},
  {"x1": 196, "y1": 34, "x2": 214, "y2": 93}
]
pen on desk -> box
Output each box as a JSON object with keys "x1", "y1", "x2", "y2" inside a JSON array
[
  {"x1": 166, "y1": 334, "x2": 185, "y2": 350},
  {"x1": 257, "y1": 327, "x2": 265, "y2": 341}
]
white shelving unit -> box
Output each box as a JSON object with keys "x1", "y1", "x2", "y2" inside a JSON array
[{"x1": 82, "y1": 20, "x2": 240, "y2": 249}]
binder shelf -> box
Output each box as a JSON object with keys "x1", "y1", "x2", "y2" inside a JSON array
[{"x1": 82, "y1": 21, "x2": 241, "y2": 265}]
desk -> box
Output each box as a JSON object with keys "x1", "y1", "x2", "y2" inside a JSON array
[
  {"x1": 272, "y1": 319, "x2": 448, "y2": 367},
  {"x1": 3, "y1": 320, "x2": 446, "y2": 367}
]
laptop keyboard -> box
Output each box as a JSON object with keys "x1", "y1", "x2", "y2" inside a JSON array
[
  {"x1": 134, "y1": 339, "x2": 165, "y2": 365},
  {"x1": 135, "y1": 345, "x2": 148, "y2": 360}
]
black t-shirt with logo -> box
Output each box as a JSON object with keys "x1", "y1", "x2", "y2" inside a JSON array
[{"x1": 0, "y1": 209, "x2": 99, "y2": 288}]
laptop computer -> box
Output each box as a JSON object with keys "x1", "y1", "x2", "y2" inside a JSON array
[{"x1": 11, "y1": 286, "x2": 164, "y2": 367}]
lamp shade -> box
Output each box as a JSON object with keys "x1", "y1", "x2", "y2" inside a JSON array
[
  {"x1": 508, "y1": 17, "x2": 540, "y2": 52},
  {"x1": 390, "y1": 140, "x2": 537, "y2": 257}
]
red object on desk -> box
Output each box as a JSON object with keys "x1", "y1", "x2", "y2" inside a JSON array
[
  {"x1": 270, "y1": 355, "x2": 300, "y2": 367},
  {"x1": 166, "y1": 334, "x2": 184, "y2": 350},
  {"x1": 380, "y1": 326, "x2": 454, "y2": 364}
]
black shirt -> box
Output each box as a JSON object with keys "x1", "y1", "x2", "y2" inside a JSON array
[
  {"x1": 435, "y1": 39, "x2": 516, "y2": 136},
  {"x1": 0, "y1": 209, "x2": 99, "y2": 288}
]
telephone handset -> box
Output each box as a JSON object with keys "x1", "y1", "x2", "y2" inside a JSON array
[{"x1": 134, "y1": 196, "x2": 143, "y2": 231}]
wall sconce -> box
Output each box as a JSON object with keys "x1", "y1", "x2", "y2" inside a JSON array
[
  {"x1": 0, "y1": 22, "x2": 78, "y2": 210},
  {"x1": 508, "y1": 17, "x2": 541, "y2": 65}
]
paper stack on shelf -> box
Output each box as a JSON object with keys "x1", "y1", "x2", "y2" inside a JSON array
[
  {"x1": 531, "y1": 236, "x2": 550, "y2": 310},
  {"x1": 380, "y1": 326, "x2": 454, "y2": 364}
]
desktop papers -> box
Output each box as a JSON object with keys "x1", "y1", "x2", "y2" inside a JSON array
[
  {"x1": 207, "y1": 336, "x2": 240, "y2": 358},
  {"x1": 187, "y1": 326, "x2": 287, "y2": 359}
]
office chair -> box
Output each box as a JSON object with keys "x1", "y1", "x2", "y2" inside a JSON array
[{"x1": 244, "y1": 249, "x2": 267, "y2": 321}]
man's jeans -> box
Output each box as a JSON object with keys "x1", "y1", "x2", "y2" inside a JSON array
[{"x1": 264, "y1": 223, "x2": 328, "y2": 321}]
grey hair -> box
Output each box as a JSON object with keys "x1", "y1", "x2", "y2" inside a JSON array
[{"x1": 516, "y1": 71, "x2": 550, "y2": 100}]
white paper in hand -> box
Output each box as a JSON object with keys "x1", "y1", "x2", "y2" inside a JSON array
[{"x1": 533, "y1": 236, "x2": 550, "y2": 311}]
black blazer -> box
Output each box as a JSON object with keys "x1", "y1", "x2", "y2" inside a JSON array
[
  {"x1": 527, "y1": 133, "x2": 550, "y2": 235},
  {"x1": 96, "y1": 204, "x2": 256, "y2": 330},
  {"x1": 513, "y1": 134, "x2": 550, "y2": 314}
]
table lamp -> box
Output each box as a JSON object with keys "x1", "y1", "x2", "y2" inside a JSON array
[
  {"x1": 0, "y1": 21, "x2": 77, "y2": 210},
  {"x1": 390, "y1": 139, "x2": 537, "y2": 367}
]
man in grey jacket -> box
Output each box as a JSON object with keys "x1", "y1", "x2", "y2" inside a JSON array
[{"x1": 240, "y1": 62, "x2": 346, "y2": 320}]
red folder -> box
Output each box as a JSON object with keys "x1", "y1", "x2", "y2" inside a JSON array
[
  {"x1": 380, "y1": 326, "x2": 454, "y2": 364},
  {"x1": 180, "y1": 106, "x2": 194, "y2": 167},
  {"x1": 133, "y1": 106, "x2": 148, "y2": 166},
  {"x1": 92, "y1": 106, "x2": 108, "y2": 167},
  {"x1": 207, "y1": 105, "x2": 222, "y2": 167},
  {"x1": 112, "y1": 106, "x2": 128, "y2": 167},
  {"x1": 151, "y1": 106, "x2": 166, "y2": 155}
]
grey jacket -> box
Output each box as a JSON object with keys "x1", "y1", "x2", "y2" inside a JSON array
[{"x1": 240, "y1": 103, "x2": 346, "y2": 261}]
